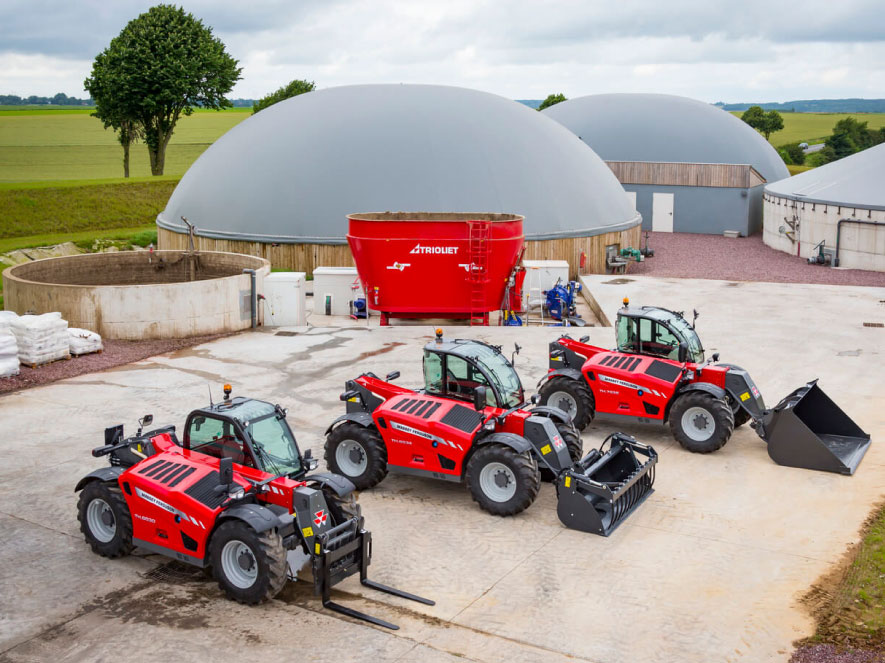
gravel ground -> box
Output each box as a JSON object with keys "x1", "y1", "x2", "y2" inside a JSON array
[
  {"x1": 791, "y1": 644, "x2": 884, "y2": 663},
  {"x1": 628, "y1": 232, "x2": 885, "y2": 287},
  {"x1": 0, "y1": 333, "x2": 231, "y2": 396}
]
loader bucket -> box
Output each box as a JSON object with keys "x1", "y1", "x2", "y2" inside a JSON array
[
  {"x1": 556, "y1": 434, "x2": 657, "y2": 536},
  {"x1": 762, "y1": 380, "x2": 871, "y2": 475}
]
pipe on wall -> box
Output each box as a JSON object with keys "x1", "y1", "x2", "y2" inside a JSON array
[
  {"x1": 243, "y1": 268, "x2": 257, "y2": 328},
  {"x1": 834, "y1": 219, "x2": 884, "y2": 267}
]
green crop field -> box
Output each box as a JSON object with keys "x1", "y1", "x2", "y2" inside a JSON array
[
  {"x1": 730, "y1": 111, "x2": 885, "y2": 146},
  {"x1": 0, "y1": 107, "x2": 250, "y2": 182}
]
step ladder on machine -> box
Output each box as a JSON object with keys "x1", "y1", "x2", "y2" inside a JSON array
[{"x1": 467, "y1": 220, "x2": 491, "y2": 326}]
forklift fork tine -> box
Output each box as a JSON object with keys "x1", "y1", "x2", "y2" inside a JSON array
[
  {"x1": 361, "y1": 578, "x2": 436, "y2": 605},
  {"x1": 322, "y1": 599, "x2": 400, "y2": 630}
]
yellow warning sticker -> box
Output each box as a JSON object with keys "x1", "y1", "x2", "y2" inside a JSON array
[
  {"x1": 541, "y1": 444, "x2": 552, "y2": 455},
  {"x1": 302, "y1": 526, "x2": 314, "y2": 538},
  {"x1": 564, "y1": 476, "x2": 572, "y2": 488},
  {"x1": 348, "y1": 397, "x2": 359, "y2": 402},
  {"x1": 315, "y1": 542, "x2": 321, "y2": 555},
  {"x1": 552, "y1": 356, "x2": 563, "y2": 361},
  {"x1": 740, "y1": 392, "x2": 751, "y2": 402}
]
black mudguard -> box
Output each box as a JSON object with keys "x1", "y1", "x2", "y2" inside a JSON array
[
  {"x1": 666, "y1": 382, "x2": 727, "y2": 420},
  {"x1": 527, "y1": 405, "x2": 572, "y2": 425},
  {"x1": 217, "y1": 503, "x2": 295, "y2": 536},
  {"x1": 536, "y1": 367, "x2": 584, "y2": 389},
  {"x1": 74, "y1": 466, "x2": 124, "y2": 492},
  {"x1": 475, "y1": 432, "x2": 533, "y2": 454},
  {"x1": 325, "y1": 411, "x2": 375, "y2": 436},
  {"x1": 305, "y1": 472, "x2": 356, "y2": 497}
]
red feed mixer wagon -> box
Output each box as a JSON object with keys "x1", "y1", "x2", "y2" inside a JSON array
[{"x1": 346, "y1": 212, "x2": 525, "y2": 325}]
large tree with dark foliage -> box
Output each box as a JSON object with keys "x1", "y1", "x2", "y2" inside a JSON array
[{"x1": 85, "y1": 5, "x2": 241, "y2": 176}]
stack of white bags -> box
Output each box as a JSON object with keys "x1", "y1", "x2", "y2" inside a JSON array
[
  {"x1": 68, "y1": 328, "x2": 103, "y2": 356},
  {"x1": 10, "y1": 312, "x2": 70, "y2": 367},
  {"x1": 0, "y1": 311, "x2": 20, "y2": 377}
]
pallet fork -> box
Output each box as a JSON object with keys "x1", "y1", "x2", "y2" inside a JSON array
[{"x1": 311, "y1": 515, "x2": 434, "y2": 629}]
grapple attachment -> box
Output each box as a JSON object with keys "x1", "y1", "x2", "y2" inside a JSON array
[
  {"x1": 761, "y1": 380, "x2": 871, "y2": 476},
  {"x1": 556, "y1": 433, "x2": 657, "y2": 536}
]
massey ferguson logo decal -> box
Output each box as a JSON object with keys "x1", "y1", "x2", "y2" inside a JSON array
[
  {"x1": 314, "y1": 510, "x2": 327, "y2": 526},
  {"x1": 599, "y1": 374, "x2": 641, "y2": 391},
  {"x1": 390, "y1": 420, "x2": 464, "y2": 450},
  {"x1": 410, "y1": 244, "x2": 459, "y2": 255},
  {"x1": 552, "y1": 434, "x2": 565, "y2": 450},
  {"x1": 135, "y1": 487, "x2": 205, "y2": 529}
]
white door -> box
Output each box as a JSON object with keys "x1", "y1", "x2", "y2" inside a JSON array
[
  {"x1": 652, "y1": 193, "x2": 674, "y2": 232},
  {"x1": 625, "y1": 190, "x2": 637, "y2": 209}
]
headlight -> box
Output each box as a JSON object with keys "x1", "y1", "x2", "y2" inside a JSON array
[{"x1": 483, "y1": 420, "x2": 496, "y2": 431}]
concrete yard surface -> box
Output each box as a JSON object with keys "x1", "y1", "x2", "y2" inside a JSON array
[{"x1": 0, "y1": 275, "x2": 883, "y2": 662}]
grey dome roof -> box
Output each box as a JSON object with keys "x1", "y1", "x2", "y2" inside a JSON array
[
  {"x1": 765, "y1": 143, "x2": 885, "y2": 210},
  {"x1": 158, "y1": 84, "x2": 639, "y2": 243},
  {"x1": 543, "y1": 93, "x2": 790, "y2": 184}
]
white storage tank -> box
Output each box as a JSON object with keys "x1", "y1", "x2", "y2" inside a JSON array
[
  {"x1": 263, "y1": 272, "x2": 307, "y2": 326},
  {"x1": 312, "y1": 267, "x2": 365, "y2": 316}
]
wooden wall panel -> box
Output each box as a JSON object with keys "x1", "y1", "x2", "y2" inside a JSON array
[
  {"x1": 606, "y1": 161, "x2": 759, "y2": 188},
  {"x1": 158, "y1": 224, "x2": 641, "y2": 278}
]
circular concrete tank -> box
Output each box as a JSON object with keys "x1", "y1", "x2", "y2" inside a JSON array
[{"x1": 2, "y1": 251, "x2": 270, "y2": 340}]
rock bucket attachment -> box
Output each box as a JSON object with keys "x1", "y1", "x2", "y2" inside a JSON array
[
  {"x1": 762, "y1": 380, "x2": 871, "y2": 476},
  {"x1": 556, "y1": 433, "x2": 657, "y2": 536}
]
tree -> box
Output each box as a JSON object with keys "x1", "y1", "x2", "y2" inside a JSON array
[
  {"x1": 537, "y1": 93, "x2": 567, "y2": 111},
  {"x1": 740, "y1": 105, "x2": 784, "y2": 140},
  {"x1": 85, "y1": 5, "x2": 241, "y2": 176},
  {"x1": 252, "y1": 79, "x2": 315, "y2": 114},
  {"x1": 778, "y1": 142, "x2": 805, "y2": 166}
]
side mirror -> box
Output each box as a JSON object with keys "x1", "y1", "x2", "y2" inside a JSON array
[
  {"x1": 678, "y1": 343, "x2": 688, "y2": 363},
  {"x1": 473, "y1": 386, "x2": 487, "y2": 411},
  {"x1": 530, "y1": 394, "x2": 539, "y2": 405},
  {"x1": 219, "y1": 457, "x2": 233, "y2": 486},
  {"x1": 712, "y1": 352, "x2": 720, "y2": 362},
  {"x1": 386, "y1": 370, "x2": 400, "y2": 382},
  {"x1": 579, "y1": 335, "x2": 590, "y2": 343},
  {"x1": 511, "y1": 343, "x2": 521, "y2": 366},
  {"x1": 140, "y1": 414, "x2": 153, "y2": 427}
]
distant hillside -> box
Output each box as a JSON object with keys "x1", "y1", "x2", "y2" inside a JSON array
[
  {"x1": 517, "y1": 99, "x2": 542, "y2": 109},
  {"x1": 716, "y1": 99, "x2": 885, "y2": 113}
]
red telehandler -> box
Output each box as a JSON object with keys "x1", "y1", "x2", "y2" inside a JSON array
[
  {"x1": 75, "y1": 387, "x2": 433, "y2": 629},
  {"x1": 324, "y1": 330, "x2": 658, "y2": 536},
  {"x1": 537, "y1": 300, "x2": 871, "y2": 475}
]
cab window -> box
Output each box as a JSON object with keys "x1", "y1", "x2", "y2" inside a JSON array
[
  {"x1": 445, "y1": 355, "x2": 496, "y2": 406},
  {"x1": 187, "y1": 415, "x2": 255, "y2": 467},
  {"x1": 424, "y1": 350, "x2": 444, "y2": 394},
  {"x1": 617, "y1": 315, "x2": 638, "y2": 353}
]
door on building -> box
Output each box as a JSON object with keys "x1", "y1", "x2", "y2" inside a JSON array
[{"x1": 652, "y1": 193, "x2": 674, "y2": 232}]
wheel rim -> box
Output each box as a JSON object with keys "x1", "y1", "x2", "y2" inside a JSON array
[
  {"x1": 221, "y1": 540, "x2": 258, "y2": 589},
  {"x1": 478, "y1": 462, "x2": 517, "y2": 502},
  {"x1": 681, "y1": 406, "x2": 715, "y2": 442},
  {"x1": 335, "y1": 440, "x2": 368, "y2": 476},
  {"x1": 86, "y1": 498, "x2": 116, "y2": 543},
  {"x1": 548, "y1": 391, "x2": 578, "y2": 420}
]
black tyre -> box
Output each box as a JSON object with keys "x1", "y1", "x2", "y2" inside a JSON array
[
  {"x1": 324, "y1": 423, "x2": 388, "y2": 490},
  {"x1": 539, "y1": 422, "x2": 583, "y2": 482},
  {"x1": 210, "y1": 520, "x2": 287, "y2": 604},
  {"x1": 727, "y1": 394, "x2": 753, "y2": 428},
  {"x1": 669, "y1": 392, "x2": 735, "y2": 453},
  {"x1": 466, "y1": 444, "x2": 540, "y2": 516},
  {"x1": 77, "y1": 480, "x2": 134, "y2": 558},
  {"x1": 538, "y1": 377, "x2": 595, "y2": 430}
]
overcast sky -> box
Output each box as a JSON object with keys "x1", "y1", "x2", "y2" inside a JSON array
[{"x1": 1, "y1": 0, "x2": 883, "y2": 103}]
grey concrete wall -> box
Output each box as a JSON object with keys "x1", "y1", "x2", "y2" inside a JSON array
[
  {"x1": 2, "y1": 251, "x2": 270, "y2": 340},
  {"x1": 626, "y1": 184, "x2": 755, "y2": 236}
]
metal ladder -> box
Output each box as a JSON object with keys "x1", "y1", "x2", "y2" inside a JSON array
[{"x1": 467, "y1": 220, "x2": 491, "y2": 326}]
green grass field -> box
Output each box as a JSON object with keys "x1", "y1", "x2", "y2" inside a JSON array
[
  {"x1": 731, "y1": 111, "x2": 885, "y2": 146},
  {"x1": 0, "y1": 107, "x2": 250, "y2": 182}
]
